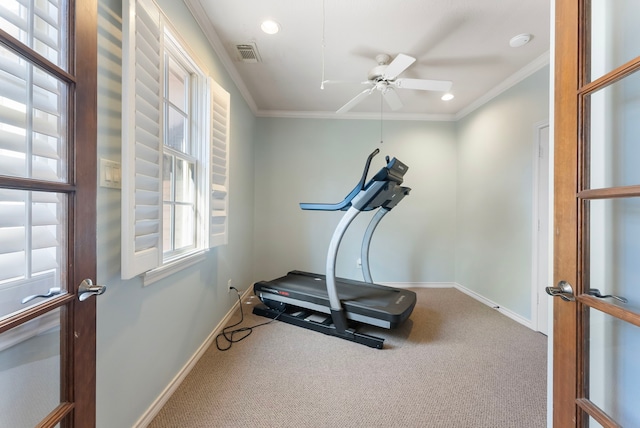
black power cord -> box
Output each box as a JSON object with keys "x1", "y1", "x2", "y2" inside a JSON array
[{"x1": 215, "y1": 287, "x2": 282, "y2": 351}]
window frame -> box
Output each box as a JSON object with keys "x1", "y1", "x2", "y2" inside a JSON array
[{"x1": 161, "y1": 29, "x2": 205, "y2": 264}]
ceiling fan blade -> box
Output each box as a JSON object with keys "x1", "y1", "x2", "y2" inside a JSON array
[
  {"x1": 393, "y1": 78, "x2": 453, "y2": 92},
  {"x1": 382, "y1": 88, "x2": 403, "y2": 111},
  {"x1": 336, "y1": 88, "x2": 373, "y2": 114},
  {"x1": 382, "y1": 53, "x2": 416, "y2": 80}
]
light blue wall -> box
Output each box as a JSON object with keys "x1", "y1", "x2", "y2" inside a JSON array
[
  {"x1": 455, "y1": 66, "x2": 550, "y2": 318},
  {"x1": 253, "y1": 118, "x2": 457, "y2": 284},
  {"x1": 96, "y1": 1, "x2": 256, "y2": 427}
]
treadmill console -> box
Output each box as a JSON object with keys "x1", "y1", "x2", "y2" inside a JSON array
[{"x1": 370, "y1": 157, "x2": 408, "y2": 185}]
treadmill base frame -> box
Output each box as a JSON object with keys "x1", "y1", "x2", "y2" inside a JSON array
[{"x1": 253, "y1": 303, "x2": 384, "y2": 349}]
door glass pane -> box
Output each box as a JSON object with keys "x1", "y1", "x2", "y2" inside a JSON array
[
  {"x1": 0, "y1": 308, "x2": 61, "y2": 428},
  {"x1": 0, "y1": 44, "x2": 69, "y2": 182},
  {"x1": 0, "y1": 190, "x2": 67, "y2": 320},
  {"x1": 0, "y1": 0, "x2": 68, "y2": 70},
  {"x1": 590, "y1": 0, "x2": 640, "y2": 82},
  {"x1": 588, "y1": 309, "x2": 640, "y2": 427},
  {"x1": 588, "y1": 416, "x2": 604, "y2": 428},
  {"x1": 588, "y1": 198, "x2": 640, "y2": 312},
  {"x1": 588, "y1": 69, "x2": 640, "y2": 189}
]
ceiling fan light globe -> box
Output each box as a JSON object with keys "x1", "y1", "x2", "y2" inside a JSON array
[{"x1": 375, "y1": 81, "x2": 387, "y2": 91}]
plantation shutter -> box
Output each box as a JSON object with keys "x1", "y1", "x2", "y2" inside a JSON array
[
  {"x1": 121, "y1": 0, "x2": 163, "y2": 279},
  {"x1": 209, "y1": 79, "x2": 230, "y2": 247}
]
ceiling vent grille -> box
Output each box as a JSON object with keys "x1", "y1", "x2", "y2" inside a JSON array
[{"x1": 234, "y1": 43, "x2": 261, "y2": 63}]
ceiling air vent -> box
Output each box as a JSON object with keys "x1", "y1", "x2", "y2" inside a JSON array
[{"x1": 234, "y1": 43, "x2": 261, "y2": 63}]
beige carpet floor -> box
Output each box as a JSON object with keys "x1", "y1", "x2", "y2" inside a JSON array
[{"x1": 149, "y1": 288, "x2": 547, "y2": 427}]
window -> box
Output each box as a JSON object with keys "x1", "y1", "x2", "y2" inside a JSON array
[
  {"x1": 162, "y1": 39, "x2": 198, "y2": 261},
  {"x1": 121, "y1": 0, "x2": 229, "y2": 281}
]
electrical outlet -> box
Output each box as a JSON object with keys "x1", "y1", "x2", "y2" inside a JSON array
[
  {"x1": 227, "y1": 279, "x2": 232, "y2": 293},
  {"x1": 356, "y1": 258, "x2": 362, "y2": 269}
]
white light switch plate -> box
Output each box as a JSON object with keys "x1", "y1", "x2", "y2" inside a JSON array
[{"x1": 100, "y1": 158, "x2": 122, "y2": 189}]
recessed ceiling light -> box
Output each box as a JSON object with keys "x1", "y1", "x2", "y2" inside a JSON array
[
  {"x1": 441, "y1": 93, "x2": 454, "y2": 101},
  {"x1": 261, "y1": 20, "x2": 280, "y2": 35},
  {"x1": 509, "y1": 33, "x2": 532, "y2": 48}
]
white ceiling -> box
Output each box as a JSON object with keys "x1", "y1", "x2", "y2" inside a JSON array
[{"x1": 184, "y1": 0, "x2": 550, "y2": 120}]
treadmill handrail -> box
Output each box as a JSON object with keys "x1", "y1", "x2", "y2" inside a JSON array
[
  {"x1": 358, "y1": 148, "x2": 380, "y2": 190},
  {"x1": 299, "y1": 148, "x2": 380, "y2": 211},
  {"x1": 298, "y1": 184, "x2": 360, "y2": 211}
]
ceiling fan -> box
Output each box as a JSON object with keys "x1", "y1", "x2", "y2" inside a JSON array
[{"x1": 333, "y1": 53, "x2": 453, "y2": 114}]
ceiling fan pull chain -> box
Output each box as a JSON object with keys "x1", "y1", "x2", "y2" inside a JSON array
[
  {"x1": 380, "y1": 94, "x2": 384, "y2": 144},
  {"x1": 320, "y1": 0, "x2": 326, "y2": 89}
]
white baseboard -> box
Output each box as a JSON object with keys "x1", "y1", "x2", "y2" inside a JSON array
[
  {"x1": 378, "y1": 281, "x2": 456, "y2": 289},
  {"x1": 134, "y1": 287, "x2": 252, "y2": 428},
  {"x1": 453, "y1": 283, "x2": 533, "y2": 329}
]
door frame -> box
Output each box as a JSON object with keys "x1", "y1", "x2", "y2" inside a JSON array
[
  {"x1": 72, "y1": 0, "x2": 99, "y2": 424},
  {"x1": 552, "y1": 0, "x2": 580, "y2": 424},
  {"x1": 531, "y1": 121, "x2": 551, "y2": 335}
]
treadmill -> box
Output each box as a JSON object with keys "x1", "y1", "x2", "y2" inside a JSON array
[{"x1": 253, "y1": 149, "x2": 417, "y2": 348}]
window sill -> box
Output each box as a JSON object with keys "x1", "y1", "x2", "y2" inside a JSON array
[{"x1": 143, "y1": 250, "x2": 208, "y2": 287}]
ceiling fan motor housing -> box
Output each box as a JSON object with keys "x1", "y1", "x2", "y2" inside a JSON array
[
  {"x1": 369, "y1": 64, "x2": 389, "y2": 81},
  {"x1": 369, "y1": 54, "x2": 392, "y2": 81}
]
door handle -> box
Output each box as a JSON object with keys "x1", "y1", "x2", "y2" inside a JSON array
[
  {"x1": 587, "y1": 288, "x2": 628, "y2": 303},
  {"x1": 545, "y1": 280, "x2": 575, "y2": 302},
  {"x1": 78, "y1": 279, "x2": 107, "y2": 302},
  {"x1": 21, "y1": 287, "x2": 62, "y2": 304}
]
